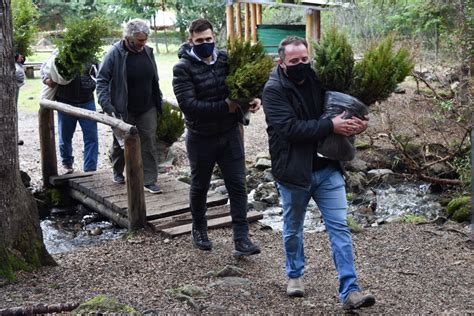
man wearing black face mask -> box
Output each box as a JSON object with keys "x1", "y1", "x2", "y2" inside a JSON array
[
  {"x1": 172, "y1": 18, "x2": 261, "y2": 257},
  {"x1": 262, "y1": 36, "x2": 375, "y2": 311}
]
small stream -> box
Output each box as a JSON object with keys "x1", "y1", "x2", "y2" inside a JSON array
[
  {"x1": 40, "y1": 182, "x2": 443, "y2": 253},
  {"x1": 259, "y1": 182, "x2": 443, "y2": 232},
  {"x1": 41, "y1": 208, "x2": 127, "y2": 254}
]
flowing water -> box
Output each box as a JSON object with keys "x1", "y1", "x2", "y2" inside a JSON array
[
  {"x1": 41, "y1": 209, "x2": 127, "y2": 254},
  {"x1": 259, "y1": 182, "x2": 443, "y2": 232}
]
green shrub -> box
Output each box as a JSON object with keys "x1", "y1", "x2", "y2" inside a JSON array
[
  {"x1": 313, "y1": 30, "x2": 414, "y2": 106},
  {"x1": 350, "y1": 35, "x2": 414, "y2": 105},
  {"x1": 54, "y1": 17, "x2": 108, "y2": 80},
  {"x1": 226, "y1": 40, "x2": 274, "y2": 101},
  {"x1": 12, "y1": 0, "x2": 38, "y2": 57},
  {"x1": 156, "y1": 101, "x2": 185, "y2": 145},
  {"x1": 313, "y1": 26, "x2": 354, "y2": 92}
]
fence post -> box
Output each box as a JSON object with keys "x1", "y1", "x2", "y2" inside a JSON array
[
  {"x1": 39, "y1": 107, "x2": 57, "y2": 187},
  {"x1": 124, "y1": 129, "x2": 146, "y2": 230}
]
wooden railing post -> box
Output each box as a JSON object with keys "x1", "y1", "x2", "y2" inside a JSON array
[
  {"x1": 39, "y1": 107, "x2": 57, "y2": 187},
  {"x1": 124, "y1": 128, "x2": 146, "y2": 230}
]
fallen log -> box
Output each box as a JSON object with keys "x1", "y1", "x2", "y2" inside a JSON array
[{"x1": 0, "y1": 302, "x2": 80, "y2": 316}]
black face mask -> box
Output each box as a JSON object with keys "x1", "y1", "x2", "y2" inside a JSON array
[
  {"x1": 193, "y1": 42, "x2": 215, "y2": 59},
  {"x1": 284, "y1": 62, "x2": 311, "y2": 83}
]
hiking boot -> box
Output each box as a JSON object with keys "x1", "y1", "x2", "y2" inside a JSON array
[
  {"x1": 113, "y1": 172, "x2": 125, "y2": 184},
  {"x1": 233, "y1": 238, "x2": 261, "y2": 257},
  {"x1": 144, "y1": 183, "x2": 162, "y2": 194},
  {"x1": 192, "y1": 224, "x2": 212, "y2": 251},
  {"x1": 287, "y1": 277, "x2": 305, "y2": 297},
  {"x1": 62, "y1": 164, "x2": 74, "y2": 175},
  {"x1": 342, "y1": 291, "x2": 376, "y2": 310}
]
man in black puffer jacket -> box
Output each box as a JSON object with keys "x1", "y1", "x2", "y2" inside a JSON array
[{"x1": 173, "y1": 18, "x2": 261, "y2": 257}]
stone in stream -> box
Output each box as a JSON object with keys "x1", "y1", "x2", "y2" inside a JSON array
[{"x1": 255, "y1": 158, "x2": 272, "y2": 170}]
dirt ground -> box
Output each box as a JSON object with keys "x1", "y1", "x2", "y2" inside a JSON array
[{"x1": 4, "y1": 82, "x2": 473, "y2": 313}]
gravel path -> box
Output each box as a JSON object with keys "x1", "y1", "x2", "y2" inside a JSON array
[{"x1": 10, "y1": 96, "x2": 473, "y2": 313}]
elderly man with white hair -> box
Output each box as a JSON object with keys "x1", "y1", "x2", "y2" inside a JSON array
[{"x1": 97, "y1": 18, "x2": 163, "y2": 193}]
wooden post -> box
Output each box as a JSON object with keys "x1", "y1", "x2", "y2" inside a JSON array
[
  {"x1": 235, "y1": 3, "x2": 242, "y2": 40},
  {"x1": 244, "y1": 3, "x2": 250, "y2": 42},
  {"x1": 256, "y1": 4, "x2": 262, "y2": 25},
  {"x1": 124, "y1": 129, "x2": 146, "y2": 230},
  {"x1": 315, "y1": 10, "x2": 321, "y2": 43},
  {"x1": 306, "y1": 9, "x2": 315, "y2": 57},
  {"x1": 251, "y1": 3, "x2": 257, "y2": 43},
  {"x1": 39, "y1": 107, "x2": 57, "y2": 187},
  {"x1": 226, "y1": 3, "x2": 235, "y2": 42}
]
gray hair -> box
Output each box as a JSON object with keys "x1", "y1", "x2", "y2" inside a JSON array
[{"x1": 123, "y1": 19, "x2": 150, "y2": 38}]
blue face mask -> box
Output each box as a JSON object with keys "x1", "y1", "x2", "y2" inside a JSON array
[{"x1": 193, "y1": 42, "x2": 215, "y2": 59}]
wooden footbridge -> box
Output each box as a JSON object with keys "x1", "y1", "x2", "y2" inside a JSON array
[{"x1": 39, "y1": 99, "x2": 262, "y2": 235}]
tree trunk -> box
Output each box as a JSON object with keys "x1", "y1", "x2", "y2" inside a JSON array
[{"x1": 0, "y1": 0, "x2": 55, "y2": 283}]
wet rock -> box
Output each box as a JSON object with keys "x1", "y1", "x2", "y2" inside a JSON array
[
  {"x1": 346, "y1": 172, "x2": 367, "y2": 194},
  {"x1": 214, "y1": 185, "x2": 228, "y2": 195},
  {"x1": 20, "y1": 170, "x2": 31, "y2": 188},
  {"x1": 255, "y1": 158, "x2": 272, "y2": 170},
  {"x1": 367, "y1": 169, "x2": 396, "y2": 183},
  {"x1": 210, "y1": 179, "x2": 225, "y2": 190},
  {"x1": 344, "y1": 157, "x2": 368, "y2": 172},
  {"x1": 427, "y1": 162, "x2": 450, "y2": 176},
  {"x1": 263, "y1": 169, "x2": 274, "y2": 182},
  {"x1": 88, "y1": 227, "x2": 103, "y2": 236},
  {"x1": 248, "y1": 200, "x2": 267, "y2": 211},
  {"x1": 246, "y1": 174, "x2": 262, "y2": 191},
  {"x1": 256, "y1": 152, "x2": 270, "y2": 160},
  {"x1": 253, "y1": 182, "x2": 279, "y2": 206}
]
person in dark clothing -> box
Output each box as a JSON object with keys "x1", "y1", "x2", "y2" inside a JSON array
[
  {"x1": 172, "y1": 18, "x2": 261, "y2": 257},
  {"x1": 41, "y1": 52, "x2": 98, "y2": 174},
  {"x1": 262, "y1": 36, "x2": 375, "y2": 310},
  {"x1": 97, "y1": 18, "x2": 163, "y2": 193}
]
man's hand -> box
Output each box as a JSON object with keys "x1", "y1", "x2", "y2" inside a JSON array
[
  {"x1": 226, "y1": 98, "x2": 238, "y2": 113},
  {"x1": 332, "y1": 112, "x2": 369, "y2": 136},
  {"x1": 249, "y1": 98, "x2": 261, "y2": 113},
  {"x1": 43, "y1": 78, "x2": 57, "y2": 88}
]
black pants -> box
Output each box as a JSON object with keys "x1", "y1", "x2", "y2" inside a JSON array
[{"x1": 186, "y1": 126, "x2": 248, "y2": 241}]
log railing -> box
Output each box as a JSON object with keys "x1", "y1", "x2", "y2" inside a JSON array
[{"x1": 39, "y1": 99, "x2": 146, "y2": 230}]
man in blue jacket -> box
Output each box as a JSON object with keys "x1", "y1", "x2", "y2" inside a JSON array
[
  {"x1": 172, "y1": 19, "x2": 260, "y2": 257},
  {"x1": 262, "y1": 36, "x2": 375, "y2": 310},
  {"x1": 97, "y1": 19, "x2": 163, "y2": 193}
]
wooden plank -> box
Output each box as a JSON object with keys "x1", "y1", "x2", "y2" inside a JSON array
[
  {"x1": 49, "y1": 171, "x2": 97, "y2": 186},
  {"x1": 69, "y1": 188, "x2": 129, "y2": 228},
  {"x1": 109, "y1": 185, "x2": 190, "y2": 206},
  {"x1": 149, "y1": 205, "x2": 231, "y2": 231},
  {"x1": 160, "y1": 211, "x2": 263, "y2": 237}
]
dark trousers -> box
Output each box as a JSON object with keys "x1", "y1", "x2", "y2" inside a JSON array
[
  {"x1": 186, "y1": 126, "x2": 249, "y2": 241},
  {"x1": 110, "y1": 106, "x2": 158, "y2": 185}
]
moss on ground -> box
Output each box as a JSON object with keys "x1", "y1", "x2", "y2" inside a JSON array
[{"x1": 74, "y1": 295, "x2": 136, "y2": 313}]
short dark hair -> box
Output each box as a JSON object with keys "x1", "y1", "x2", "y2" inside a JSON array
[
  {"x1": 188, "y1": 18, "x2": 213, "y2": 37},
  {"x1": 278, "y1": 36, "x2": 308, "y2": 60}
]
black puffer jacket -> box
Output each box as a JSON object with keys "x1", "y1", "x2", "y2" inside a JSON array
[
  {"x1": 172, "y1": 43, "x2": 239, "y2": 136},
  {"x1": 262, "y1": 65, "x2": 334, "y2": 189}
]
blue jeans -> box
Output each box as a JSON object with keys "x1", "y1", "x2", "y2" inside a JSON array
[
  {"x1": 58, "y1": 99, "x2": 98, "y2": 171},
  {"x1": 276, "y1": 165, "x2": 360, "y2": 303}
]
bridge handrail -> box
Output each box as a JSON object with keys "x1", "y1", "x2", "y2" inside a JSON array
[
  {"x1": 38, "y1": 99, "x2": 150, "y2": 230},
  {"x1": 39, "y1": 99, "x2": 136, "y2": 135}
]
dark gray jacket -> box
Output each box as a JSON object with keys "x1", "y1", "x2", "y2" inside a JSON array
[{"x1": 96, "y1": 40, "x2": 162, "y2": 120}]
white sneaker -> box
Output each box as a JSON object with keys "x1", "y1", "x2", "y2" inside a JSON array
[{"x1": 287, "y1": 276, "x2": 304, "y2": 297}]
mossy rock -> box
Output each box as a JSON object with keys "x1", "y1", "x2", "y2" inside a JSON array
[
  {"x1": 403, "y1": 214, "x2": 427, "y2": 224},
  {"x1": 74, "y1": 295, "x2": 136, "y2": 313},
  {"x1": 166, "y1": 284, "x2": 207, "y2": 298},
  {"x1": 347, "y1": 216, "x2": 363, "y2": 233},
  {"x1": 355, "y1": 141, "x2": 371, "y2": 150},
  {"x1": 446, "y1": 196, "x2": 471, "y2": 223}
]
